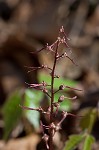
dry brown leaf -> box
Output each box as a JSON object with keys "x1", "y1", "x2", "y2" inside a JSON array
[{"x1": 0, "y1": 134, "x2": 40, "y2": 150}]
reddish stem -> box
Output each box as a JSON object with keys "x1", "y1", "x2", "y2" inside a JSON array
[{"x1": 49, "y1": 41, "x2": 59, "y2": 150}]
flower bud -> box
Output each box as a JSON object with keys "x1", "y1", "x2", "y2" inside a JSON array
[
  {"x1": 53, "y1": 102, "x2": 60, "y2": 107},
  {"x1": 59, "y1": 85, "x2": 65, "y2": 90},
  {"x1": 43, "y1": 88, "x2": 48, "y2": 93},
  {"x1": 42, "y1": 134, "x2": 49, "y2": 142},
  {"x1": 58, "y1": 95, "x2": 65, "y2": 102}
]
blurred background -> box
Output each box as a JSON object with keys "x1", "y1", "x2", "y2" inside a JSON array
[{"x1": 0, "y1": 0, "x2": 99, "y2": 150}]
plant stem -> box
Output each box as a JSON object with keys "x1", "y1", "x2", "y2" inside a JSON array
[{"x1": 49, "y1": 41, "x2": 59, "y2": 150}]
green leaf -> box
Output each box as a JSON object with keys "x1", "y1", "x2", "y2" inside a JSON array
[
  {"x1": 24, "y1": 89, "x2": 44, "y2": 129},
  {"x1": 64, "y1": 134, "x2": 84, "y2": 150},
  {"x1": 38, "y1": 72, "x2": 77, "y2": 89},
  {"x1": 54, "y1": 93, "x2": 72, "y2": 111},
  {"x1": 2, "y1": 90, "x2": 23, "y2": 140},
  {"x1": 79, "y1": 108, "x2": 97, "y2": 133},
  {"x1": 83, "y1": 135, "x2": 95, "y2": 150}
]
